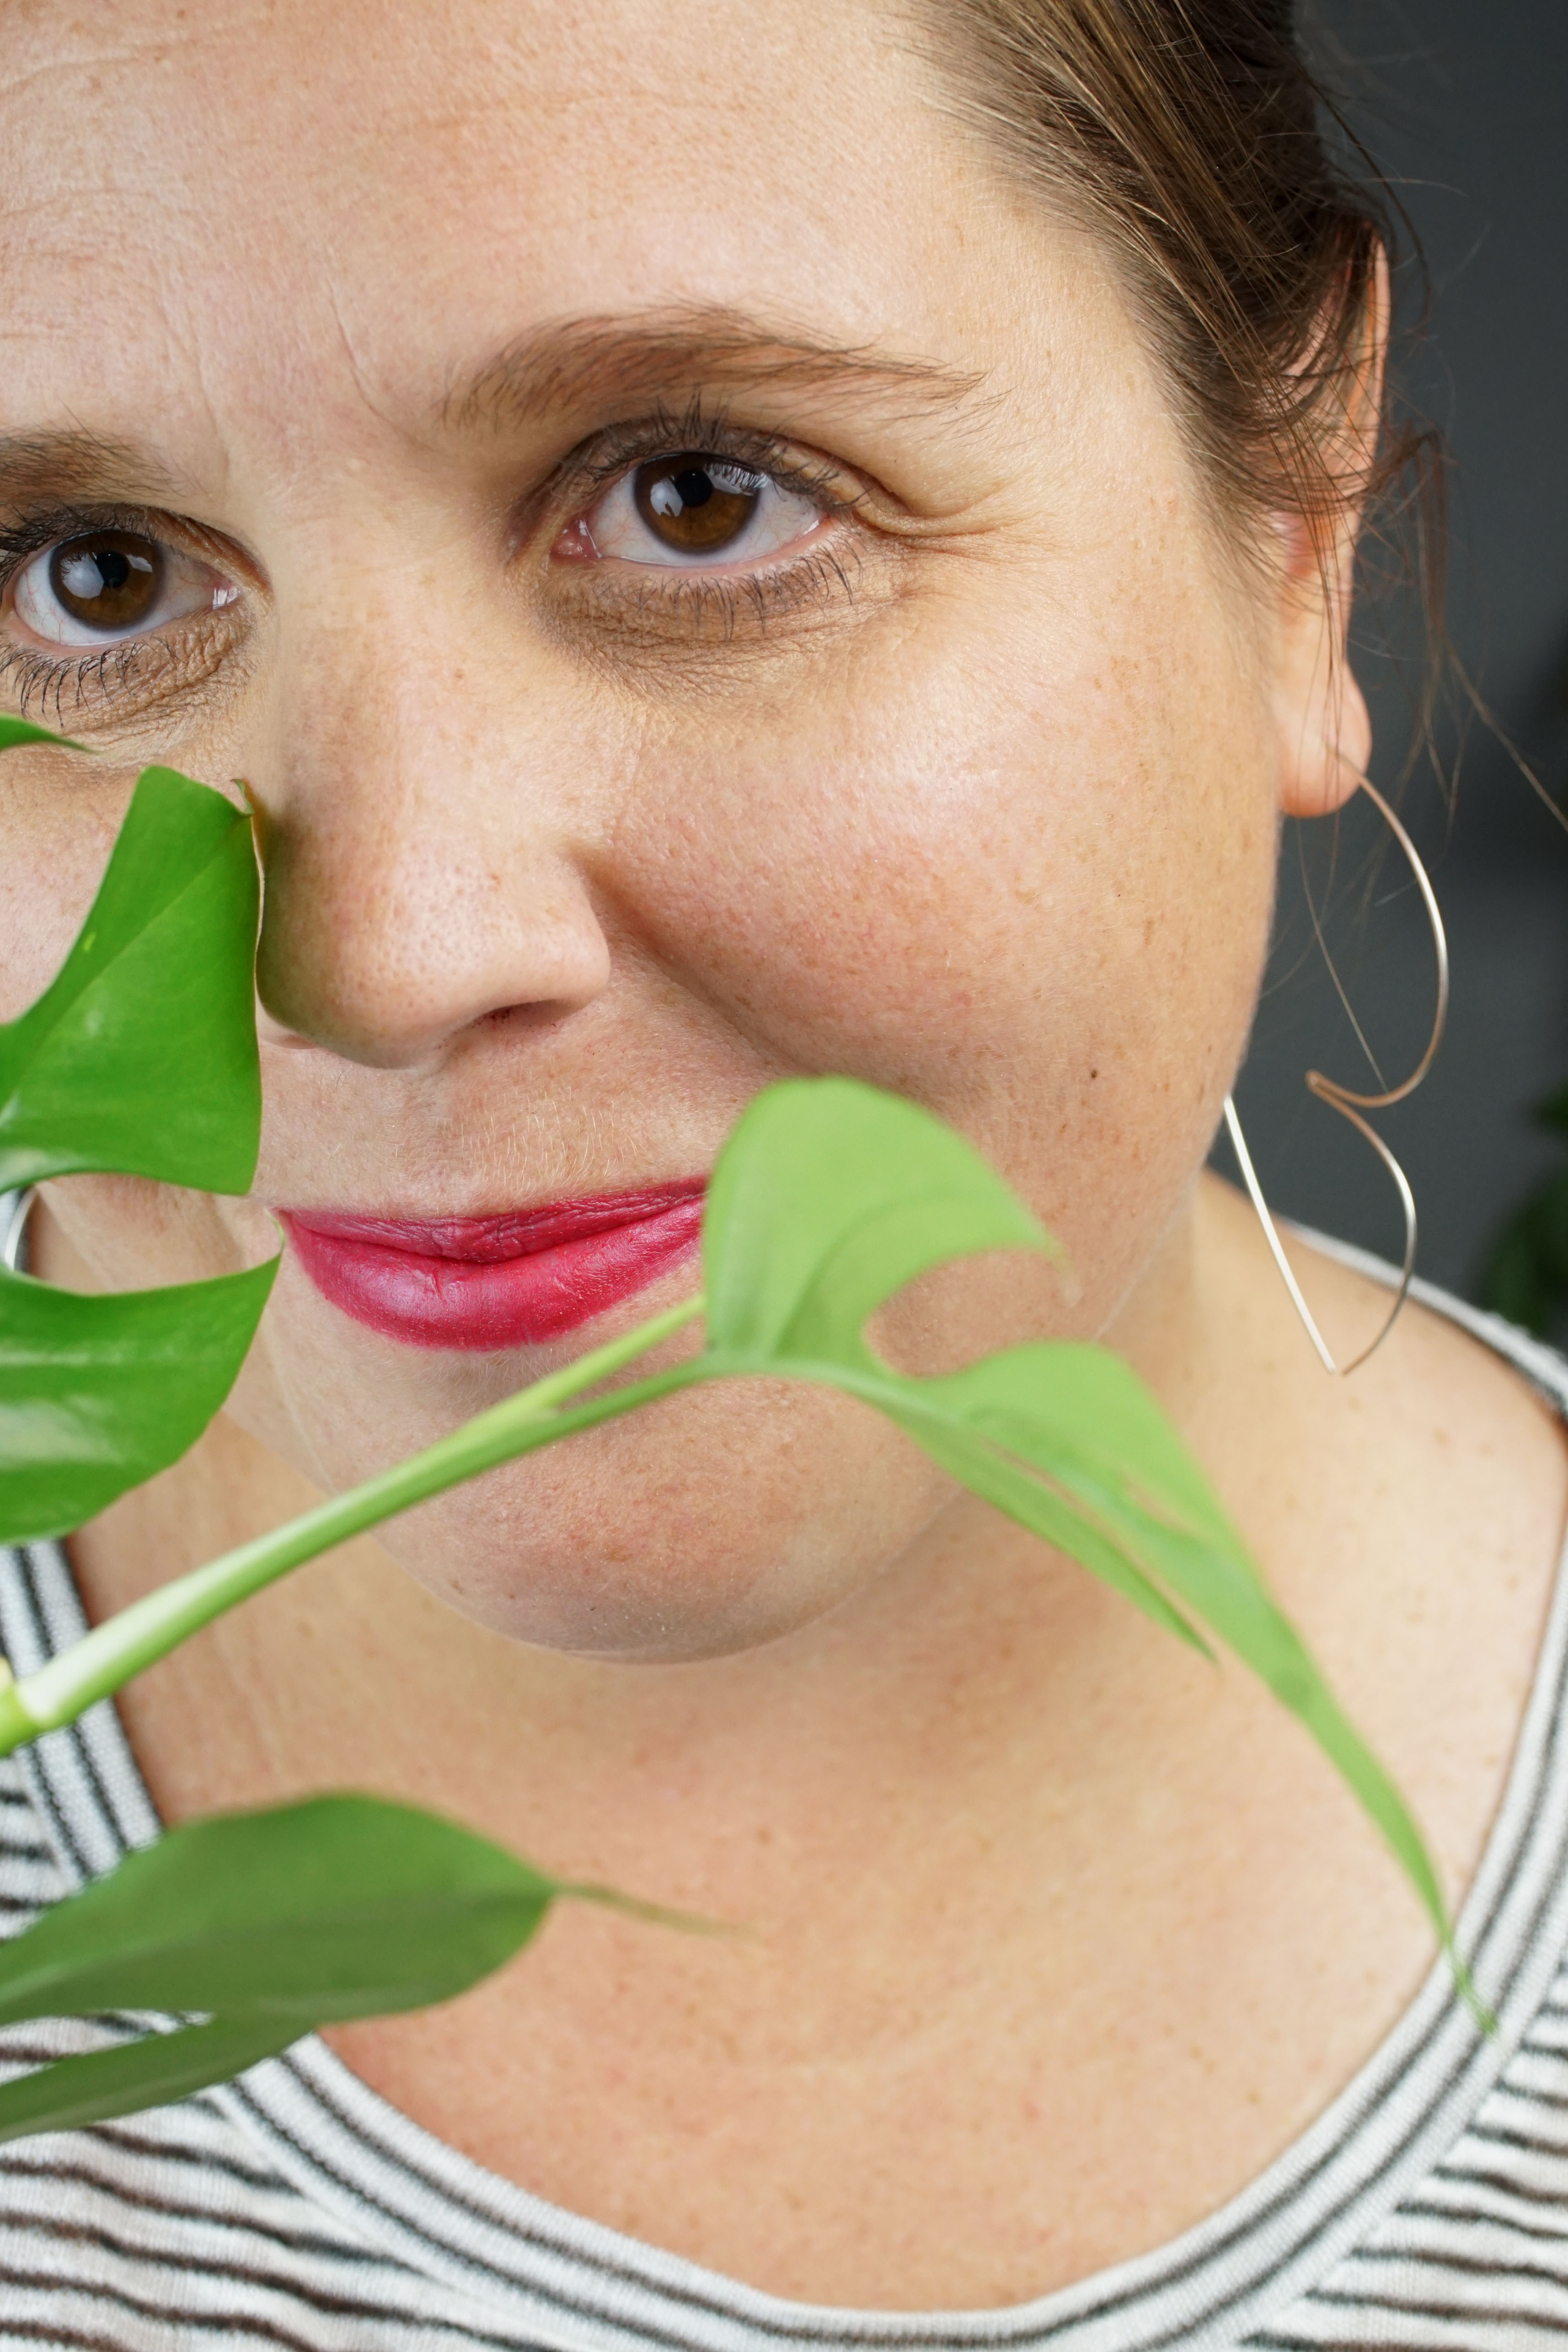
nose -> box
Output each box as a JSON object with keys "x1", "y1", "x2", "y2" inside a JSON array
[{"x1": 251, "y1": 616, "x2": 613, "y2": 1071}]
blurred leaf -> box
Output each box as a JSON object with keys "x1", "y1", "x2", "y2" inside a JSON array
[
  {"x1": 1536, "y1": 1082, "x2": 1568, "y2": 1141},
  {"x1": 0, "y1": 1791, "x2": 698, "y2": 2139},
  {"x1": 893, "y1": 1350, "x2": 1443, "y2": 1933},
  {"x1": 1485, "y1": 1180, "x2": 1568, "y2": 1337},
  {"x1": 0, "y1": 1795, "x2": 559, "y2": 2030},
  {"x1": 1487, "y1": 1081, "x2": 1568, "y2": 1334},
  {"x1": 861, "y1": 1371, "x2": 1210, "y2": 1653},
  {"x1": 0, "y1": 1255, "x2": 278, "y2": 1543},
  {"x1": 0, "y1": 2015, "x2": 298, "y2": 2146},
  {"x1": 0, "y1": 764, "x2": 262, "y2": 1193},
  {"x1": 0, "y1": 717, "x2": 88, "y2": 755},
  {"x1": 1538, "y1": 1169, "x2": 1568, "y2": 1281},
  {"x1": 699, "y1": 1077, "x2": 1452, "y2": 1955}
]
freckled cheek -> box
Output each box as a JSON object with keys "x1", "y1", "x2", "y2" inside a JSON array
[
  {"x1": 613, "y1": 718, "x2": 1044, "y2": 1049},
  {"x1": 609, "y1": 625, "x2": 1272, "y2": 1339},
  {"x1": 612, "y1": 680, "x2": 1258, "y2": 1121}
]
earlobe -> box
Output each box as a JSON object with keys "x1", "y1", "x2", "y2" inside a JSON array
[
  {"x1": 1276, "y1": 634, "x2": 1371, "y2": 820},
  {"x1": 1270, "y1": 467, "x2": 1373, "y2": 819}
]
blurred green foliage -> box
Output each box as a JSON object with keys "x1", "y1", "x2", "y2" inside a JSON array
[{"x1": 1484, "y1": 1084, "x2": 1568, "y2": 1335}]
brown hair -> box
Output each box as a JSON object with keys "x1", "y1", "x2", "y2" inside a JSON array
[{"x1": 913, "y1": 0, "x2": 1440, "y2": 622}]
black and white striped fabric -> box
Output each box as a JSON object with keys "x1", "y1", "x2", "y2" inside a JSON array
[{"x1": 3, "y1": 1268, "x2": 1568, "y2": 2349}]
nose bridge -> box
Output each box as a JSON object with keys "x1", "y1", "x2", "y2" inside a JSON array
[{"x1": 251, "y1": 570, "x2": 612, "y2": 1069}]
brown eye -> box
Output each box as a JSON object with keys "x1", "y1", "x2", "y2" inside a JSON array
[
  {"x1": 48, "y1": 530, "x2": 164, "y2": 632},
  {"x1": 632, "y1": 456, "x2": 762, "y2": 555}
]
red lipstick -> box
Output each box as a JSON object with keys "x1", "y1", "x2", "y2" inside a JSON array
[{"x1": 282, "y1": 1180, "x2": 705, "y2": 1351}]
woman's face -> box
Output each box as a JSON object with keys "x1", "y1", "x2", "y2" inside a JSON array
[{"x1": 0, "y1": 0, "x2": 1328, "y2": 1660}]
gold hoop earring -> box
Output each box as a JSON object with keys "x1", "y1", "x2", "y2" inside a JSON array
[
  {"x1": 1, "y1": 1189, "x2": 37, "y2": 1277},
  {"x1": 1223, "y1": 775, "x2": 1450, "y2": 1376}
]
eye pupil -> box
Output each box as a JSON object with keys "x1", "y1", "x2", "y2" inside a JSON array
[
  {"x1": 49, "y1": 531, "x2": 163, "y2": 631},
  {"x1": 634, "y1": 455, "x2": 760, "y2": 554},
  {"x1": 649, "y1": 468, "x2": 716, "y2": 519}
]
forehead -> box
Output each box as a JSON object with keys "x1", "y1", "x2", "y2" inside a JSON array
[{"x1": 0, "y1": 0, "x2": 1008, "y2": 473}]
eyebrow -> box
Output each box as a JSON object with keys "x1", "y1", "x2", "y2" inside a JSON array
[
  {"x1": 442, "y1": 306, "x2": 984, "y2": 434},
  {"x1": 0, "y1": 428, "x2": 182, "y2": 511},
  {"x1": 0, "y1": 319, "x2": 980, "y2": 510}
]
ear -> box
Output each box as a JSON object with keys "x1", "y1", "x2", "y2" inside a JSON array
[{"x1": 1273, "y1": 250, "x2": 1388, "y2": 820}]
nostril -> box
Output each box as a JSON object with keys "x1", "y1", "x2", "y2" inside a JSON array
[{"x1": 477, "y1": 1000, "x2": 577, "y2": 1033}]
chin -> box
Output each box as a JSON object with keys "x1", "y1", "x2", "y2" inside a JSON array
[
  {"x1": 361, "y1": 1382, "x2": 953, "y2": 1665},
  {"x1": 392, "y1": 1516, "x2": 863, "y2": 1664}
]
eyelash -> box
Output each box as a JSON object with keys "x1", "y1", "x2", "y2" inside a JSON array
[
  {"x1": 563, "y1": 402, "x2": 852, "y2": 512},
  {"x1": 0, "y1": 503, "x2": 232, "y2": 723},
  {"x1": 539, "y1": 405, "x2": 867, "y2": 641},
  {"x1": 0, "y1": 412, "x2": 868, "y2": 719},
  {"x1": 0, "y1": 638, "x2": 160, "y2": 727}
]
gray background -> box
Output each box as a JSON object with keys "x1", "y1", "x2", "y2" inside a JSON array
[{"x1": 1220, "y1": 0, "x2": 1568, "y2": 1315}]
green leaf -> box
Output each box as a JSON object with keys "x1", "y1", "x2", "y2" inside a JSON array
[
  {"x1": 0, "y1": 1055, "x2": 1461, "y2": 2029},
  {"x1": 1484, "y1": 1180, "x2": 1568, "y2": 1337},
  {"x1": 916, "y1": 1352, "x2": 1446, "y2": 1930},
  {"x1": 0, "y1": 717, "x2": 89, "y2": 755},
  {"x1": 0, "y1": 766, "x2": 262, "y2": 1193},
  {"x1": 697, "y1": 1078, "x2": 1455, "y2": 1962},
  {"x1": 853, "y1": 1367, "x2": 1211, "y2": 1654},
  {"x1": 0, "y1": 1792, "x2": 696, "y2": 2141},
  {"x1": 703, "y1": 1075, "x2": 1053, "y2": 1368},
  {"x1": 800, "y1": 1349, "x2": 1446, "y2": 1948},
  {"x1": 0, "y1": 1254, "x2": 278, "y2": 1543},
  {"x1": 0, "y1": 1795, "x2": 559, "y2": 2029},
  {"x1": 0, "y1": 757, "x2": 276, "y2": 1538},
  {"x1": 918, "y1": 1340, "x2": 1253, "y2": 1565},
  {"x1": 0, "y1": 2014, "x2": 299, "y2": 2145}
]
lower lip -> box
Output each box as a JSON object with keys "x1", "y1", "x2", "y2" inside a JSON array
[{"x1": 281, "y1": 1182, "x2": 706, "y2": 1351}]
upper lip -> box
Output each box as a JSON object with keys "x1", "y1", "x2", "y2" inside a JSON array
[{"x1": 280, "y1": 1177, "x2": 707, "y2": 1260}]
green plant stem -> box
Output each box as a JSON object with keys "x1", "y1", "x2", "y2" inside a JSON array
[{"x1": 0, "y1": 1294, "x2": 705, "y2": 1756}]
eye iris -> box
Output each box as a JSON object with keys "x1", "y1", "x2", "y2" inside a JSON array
[
  {"x1": 48, "y1": 532, "x2": 162, "y2": 631},
  {"x1": 633, "y1": 456, "x2": 760, "y2": 554}
]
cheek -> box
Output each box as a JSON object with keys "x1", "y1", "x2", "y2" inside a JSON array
[
  {"x1": 33, "y1": 1173, "x2": 276, "y2": 1310},
  {"x1": 0, "y1": 775, "x2": 132, "y2": 1022},
  {"x1": 610, "y1": 589, "x2": 1277, "y2": 1329}
]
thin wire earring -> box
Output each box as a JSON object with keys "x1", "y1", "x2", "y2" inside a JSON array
[
  {"x1": 1223, "y1": 773, "x2": 1450, "y2": 1376},
  {"x1": 1, "y1": 1190, "x2": 36, "y2": 1277}
]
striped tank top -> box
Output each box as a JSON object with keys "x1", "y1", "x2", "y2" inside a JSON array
[{"x1": 2, "y1": 1266, "x2": 1568, "y2": 2349}]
